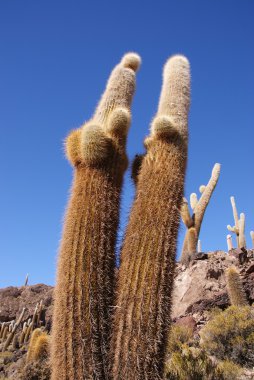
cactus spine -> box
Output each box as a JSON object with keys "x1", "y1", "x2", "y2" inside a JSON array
[
  {"x1": 180, "y1": 163, "x2": 221, "y2": 263},
  {"x1": 110, "y1": 55, "x2": 190, "y2": 380},
  {"x1": 226, "y1": 267, "x2": 248, "y2": 306},
  {"x1": 51, "y1": 53, "x2": 140, "y2": 380}
]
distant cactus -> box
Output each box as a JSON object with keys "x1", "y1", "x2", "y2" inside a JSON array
[
  {"x1": 226, "y1": 267, "x2": 248, "y2": 306},
  {"x1": 250, "y1": 231, "x2": 254, "y2": 248},
  {"x1": 51, "y1": 53, "x2": 140, "y2": 380},
  {"x1": 227, "y1": 196, "x2": 247, "y2": 248},
  {"x1": 24, "y1": 273, "x2": 29, "y2": 286},
  {"x1": 197, "y1": 239, "x2": 202, "y2": 253},
  {"x1": 226, "y1": 234, "x2": 233, "y2": 251},
  {"x1": 2, "y1": 307, "x2": 25, "y2": 351},
  {"x1": 110, "y1": 55, "x2": 190, "y2": 380},
  {"x1": 181, "y1": 163, "x2": 221, "y2": 263},
  {"x1": 187, "y1": 227, "x2": 198, "y2": 254},
  {"x1": 19, "y1": 322, "x2": 27, "y2": 345},
  {"x1": 238, "y1": 213, "x2": 246, "y2": 248}
]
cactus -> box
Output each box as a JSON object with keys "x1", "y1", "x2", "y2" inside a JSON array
[
  {"x1": 238, "y1": 213, "x2": 246, "y2": 248},
  {"x1": 187, "y1": 227, "x2": 198, "y2": 254},
  {"x1": 51, "y1": 53, "x2": 140, "y2": 380},
  {"x1": 227, "y1": 196, "x2": 241, "y2": 247},
  {"x1": 227, "y1": 234, "x2": 233, "y2": 251},
  {"x1": 197, "y1": 239, "x2": 202, "y2": 253},
  {"x1": 27, "y1": 329, "x2": 49, "y2": 362},
  {"x1": 2, "y1": 307, "x2": 26, "y2": 351},
  {"x1": 181, "y1": 163, "x2": 221, "y2": 263},
  {"x1": 20, "y1": 322, "x2": 27, "y2": 345},
  {"x1": 226, "y1": 267, "x2": 248, "y2": 306},
  {"x1": 110, "y1": 55, "x2": 190, "y2": 380},
  {"x1": 24, "y1": 273, "x2": 29, "y2": 286},
  {"x1": 33, "y1": 334, "x2": 50, "y2": 362},
  {"x1": 250, "y1": 231, "x2": 254, "y2": 248}
]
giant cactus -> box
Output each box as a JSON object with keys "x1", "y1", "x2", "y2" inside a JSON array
[
  {"x1": 180, "y1": 163, "x2": 221, "y2": 263},
  {"x1": 110, "y1": 55, "x2": 190, "y2": 380},
  {"x1": 51, "y1": 53, "x2": 141, "y2": 380}
]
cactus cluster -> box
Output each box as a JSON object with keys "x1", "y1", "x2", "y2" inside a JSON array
[
  {"x1": 51, "y1": 53, "x2": 191, "y2": 380},
  {"x1": 0, "y1": 300, "x2": 45, "y2": 352},
  {"x1": 227, "y1": 197, "x2": 247, "y2": 249},
  {"x1": 180, "y1": 163, "x2": 221, "y2": 263}
]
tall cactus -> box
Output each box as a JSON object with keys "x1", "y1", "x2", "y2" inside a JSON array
[
  {"x1": 180, "y1": 163, "x2": 221, "y2": 263},
  {"x1": 226, "y1": 267, "x2": 248, "y2": 306},
  {"x1": 51, "y1": 53, "x2": 141, "y2": 380},
  {"x1": 110, "y1": 55, "x2": 190, "y2": 380}
]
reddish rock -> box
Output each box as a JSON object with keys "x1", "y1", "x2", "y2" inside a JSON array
[{"x1": 174, "y1": 316, "x2": 196, "y2": 331}]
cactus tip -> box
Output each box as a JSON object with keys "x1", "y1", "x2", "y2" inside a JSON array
[{"x1": 121, "y1": 52, "x2": 141, "y2": 72}]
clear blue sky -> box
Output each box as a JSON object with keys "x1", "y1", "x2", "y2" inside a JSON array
[{"x1": 0, "y1": 1, "x2": 253, "y2": 287}]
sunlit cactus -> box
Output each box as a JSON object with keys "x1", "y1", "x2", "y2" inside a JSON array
[
  {"x1": 181, "y1": 163, "x2": 221, "y2": 263},
  {"x1": 250, "y1": 231, "x2": 254, "y2": 248},
  {"x1": 239, "y1": 213, "x2": 246, "y2": 248},
  {"x1": 51, "y1": 53, "x2": 140, "y2": 380},
  {"x1": 227, "y1": 234, "x2": 233, "y2": 251},
  {"x1": 226, "y1": 267, "x2": 248, "y2": 306},
  {"x1": 2, "y1": 307, "x2": 25, "y2": 351},
  {"x1": 110, "y1": 55, "x2": 190, "y2": 380}
]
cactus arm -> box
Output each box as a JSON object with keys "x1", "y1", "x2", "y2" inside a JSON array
[
  {"x1": 193, "y1": 163, "x2": 221, "y2": 236},
  {"x1": 230, "y1": 196, "x2": 239, "y2": 232},
  {"x1": 227, "y1": 234, "x2": 233, "y2": 250},
  {"x1": 239, "y1": 213, "x2": 246, "y2": 248},
  {"x1": 180, "y1": 197, "x2": 193, "y2": 228},
  {"x1": 51, "y1": 53, "x2": 140, "y2": 380},
  {"x1": 111, "y1": 55, "x2": 190, "y2": 379},
  {"x1": 190, "y1": 193, "x2": 198, "y2": 210}
]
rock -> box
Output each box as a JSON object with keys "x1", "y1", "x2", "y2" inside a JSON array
[
  {"x1": 192, "y1": 252, "x2": 209, "y2": 260},
  {"x1": 174, "y1": 316, "x2": 196, "y2": 331},
  {"x1": 172, "y1": 250, "x2": 254, "y2": 324},
  {"x1": 246, "y1": 263, "x2": 254, "y2": 274},
  {"x1": 229, "y1": 247, "x2": 248, "y2": 264},
  {"x1": 0, "y1": 284, "x2": 53, "y2": 325}
]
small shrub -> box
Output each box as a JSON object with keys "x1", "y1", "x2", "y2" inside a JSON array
[
  {"x1": 165, "y1": 345, "x2": 215, "y2": 380},
  {"x1": 200, "y1": 305, "x2": 254, "y2": 368},
  {"x1": 215, "y1": 360, "x2": 243, "y2": 380}
]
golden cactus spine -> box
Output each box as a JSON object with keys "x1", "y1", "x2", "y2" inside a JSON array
[
  {"x1": 51, "y1": 53, "x2": 140, "y2": 380},
  {"x1": 110, "y1": 55, "x2": 190, "y2": 380},
  {"x1": 226, "y1": 267, "x2": 248, "y2": 306},
  {"x1": 180, "y1": 163, "x2": 221, "y2": 263}
]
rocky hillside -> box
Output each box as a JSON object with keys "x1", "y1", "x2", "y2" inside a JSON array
[{"x1": 0, "y1": 248, "x2": 254, "y2": 379}]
